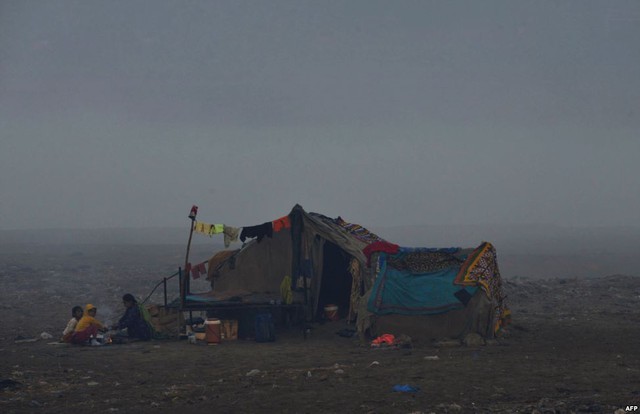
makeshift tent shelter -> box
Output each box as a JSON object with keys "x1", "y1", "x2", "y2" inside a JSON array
[
  {"x1": 363, "y1": 241, "x2": 510, "y2": 341},
  {"x1": 197, "y1": 205, "x2": 510, "y2": 341}
]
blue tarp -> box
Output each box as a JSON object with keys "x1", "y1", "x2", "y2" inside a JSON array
[{"x1": 367, "y1": 249, "x2": 478, "y2": 315}]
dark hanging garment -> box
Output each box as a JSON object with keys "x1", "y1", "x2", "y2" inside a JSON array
[
  {"x1": 239, "y1": 222, "x2": 273, "y2": 242},
  {"x1": 454, "y1": 288, "x2": 473, "y2": 306},
  {"x1": 290, "y1": 207, "x2": 304, "y2": 290},
  {"x1": 255, "y1": 313, "x2": 276, "y2": 342}
]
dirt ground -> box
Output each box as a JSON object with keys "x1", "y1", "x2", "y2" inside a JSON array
[{"x1": 1, "y1": 243, "x2": 640, "y2": 413}]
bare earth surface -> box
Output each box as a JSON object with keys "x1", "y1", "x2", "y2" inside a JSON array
[{"x1": 1, "y1": 244, "x2": 639, "y2": 413}]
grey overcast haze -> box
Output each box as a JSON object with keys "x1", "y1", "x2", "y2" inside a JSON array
[{"x1": 1, "y1": 0, "x2": 639, "y2": 232}]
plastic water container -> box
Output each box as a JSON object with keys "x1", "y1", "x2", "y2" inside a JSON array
[
  {"x1": 324, "y1": 304, "x2": 339, "y2": 321},
  {"x1": 205, "y1": 318, "x2": 221, "y2": 344}
]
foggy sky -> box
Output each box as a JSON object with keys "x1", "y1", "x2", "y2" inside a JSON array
[{"x1": 1, "y1": 0, "x2": 639, "y2": 231}]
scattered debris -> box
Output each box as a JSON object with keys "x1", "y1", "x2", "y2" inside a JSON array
[
  {"x1": 392, "y1": 384, "x2": 419, "y2": 393},
  {"x1": 463, "y1": 333, "x2": 485, "y2": 347},
  {"x1": 40, "y1": 332, "x2": 53, "y2": 340},
  {"x1": 433, "y1": 339, "x2": 461, "y2": 348},
  {"x1": 0, "y1": 379, "x2": 22, "y2": 390},
  {"x1": 14, "y1": 336, "x2": 38, "y2": 344},
  {"x1": 336, "y1": 328, "x2": 356, "y2": 338},
  {"x1": 394, "y1": 334, "x2": 413, "y2": 349}
]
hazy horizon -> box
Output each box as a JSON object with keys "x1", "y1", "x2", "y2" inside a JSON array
[
  {"x1": 2, "y1": 1, "x2": 639, "y2": 231},
  {"x1": 2, "y1": 221, "x2": 640, "y2": 232},
  {"x1": 2, "y1": 223, "x2": 639, "y2": 279},
  {"x1": 3, "y1": 221, "x2": 640, "y2": 251}
]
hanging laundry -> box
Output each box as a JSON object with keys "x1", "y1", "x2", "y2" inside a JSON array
[
  {"x1": 223, "y1": 225, "x2": 240, "y2": 248},
  {"x1": 239, "y1": 222, "x2": 273, "y2": 243},
  {"x1": 197, "y1": 262, "x2": 207, "y2": 275},
  {"x1": 194, "y1": 221, "x2": 213, "y2": 236},
  {"x1": 191, "y1": 265, "x2": 201, "y2": 279},
  {"x1": 280, "y1": 275, "x2": 293, "y2": 305},
  {"x1": 294, "y1": 236, "x2": 313, "y2": 291},
  {"x1": 207, "y1": 250, "x2": 239, "y2": 279},
  {"x1": 272, "y1": 215, "x2": 291, "y2": 232},
  {"x1": 207, "y1": 224, "x2": 224, "y2": 237}
]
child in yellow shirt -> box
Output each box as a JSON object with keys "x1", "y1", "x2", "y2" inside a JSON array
[{"x1": 71, "y1": 304, "x2": 107, "y2": 344}]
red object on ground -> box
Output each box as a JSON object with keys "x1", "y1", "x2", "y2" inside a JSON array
[{"x1": 371, "y1": 333, "x2": 396, "y2": 346}]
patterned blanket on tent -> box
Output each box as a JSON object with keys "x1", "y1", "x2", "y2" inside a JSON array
[
  {"x1": 454, "y1": 242, "x2": 511, "y2": 332},
  {"x1": 334, "y1": 217, "x2": 385, "y2": 245},
  {"x1": 367, "y1": 248, "x2": 478, "y2": 315}
]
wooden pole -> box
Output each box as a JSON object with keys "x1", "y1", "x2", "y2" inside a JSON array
[
  {"x1": 181, "y1": 205, "x2": 198, "y2": 308},
  {"x1": 163, "y1": 277, "x2": 167, "y2": 307},
  {"x1": 177, "y1": 267, "x2": 183, "y2": 335}
]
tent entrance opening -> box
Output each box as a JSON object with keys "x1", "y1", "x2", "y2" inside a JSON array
[{"x1": 317, "y1": 241, "x2": 352, "y2": 320}]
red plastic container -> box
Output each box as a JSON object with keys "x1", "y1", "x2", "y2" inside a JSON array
[{"x1": 205, "y1": 318, "x2": 221, "y2": 344}]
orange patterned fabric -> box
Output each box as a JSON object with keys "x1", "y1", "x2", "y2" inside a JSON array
[{"x1": 455, "y1": 242, "x2": 510, "y2": 333}]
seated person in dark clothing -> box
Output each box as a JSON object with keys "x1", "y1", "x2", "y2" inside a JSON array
[{"x1": 110, "y1": 294, "x2": 151, "y2": 342}]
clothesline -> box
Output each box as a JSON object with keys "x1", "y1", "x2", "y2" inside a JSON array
[
  {"x1": 184, "y1": 261, "x2": 208, "y2": 280},
  {"x1": 192, "y1": 214, "x2": 291, "y2": 246},
  {"x1": 188, "y1": 211, "x2": 383, "y2": 281}
]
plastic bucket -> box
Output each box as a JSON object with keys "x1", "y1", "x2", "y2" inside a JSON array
[
  {"x1": 205, "y1": 318, "x2": 221, "y2": 344},
  {"x1": 324, "y1": 304, "x2": 339, "y2": 321}
]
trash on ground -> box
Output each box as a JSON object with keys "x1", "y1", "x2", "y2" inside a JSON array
[{"x1": 392, "y1": 384, "x2": 420, "y2": 393}]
